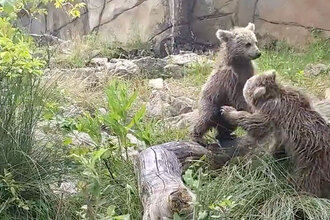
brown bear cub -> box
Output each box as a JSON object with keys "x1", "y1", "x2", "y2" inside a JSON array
[
  {"x1": 222, "y1": 71, "x2": 330, "y2": 199},
  {"x1": 191, "y1": 22, "x2": 261, "y2": 146}
]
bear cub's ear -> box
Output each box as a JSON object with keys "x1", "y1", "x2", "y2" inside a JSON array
[
  {"x1": 216, "y1": 29, "x2": 234, "y2": 42},
  {"x1": 253, "y1": 87, "x2": 266, "y2": 99},
  {"x1": 264, "y1": 69, "x2": 277, "y2": 81},
  {"x1": 246, "y1": 22, "x2": 255, "y2": 31}
]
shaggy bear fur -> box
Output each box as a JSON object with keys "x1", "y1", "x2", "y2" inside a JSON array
[
  {"x1": 191, "y1": 23, "x2": 261, "y2": 146},
  {"x1": 221, "y1": 71, "x2": 330, "y2": 198}
]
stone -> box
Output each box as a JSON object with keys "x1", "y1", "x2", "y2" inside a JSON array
[
  {"x1": 61, "y1": 104, "x2": 82, "y2": 118},
  {"x1": 193, "y1": 0, "x2": 216, "y2": 18},
  {"x1": 93, "y1": 0, "x2": 168, "y2": 44},
  {"x1": 165, "y1": 52, "x2": 203, "y2": 66},
  {"x1": 69, "y1": 130, "x2": 115, "y2": 147},
  {"x1": 165, "y1": 110, "x2": 199, "y2": 129},
  {"x1": 50, "y1": 180, "x2": 78, "y2": 196},
  {"x1": 191, "y1": 15, "x2": 234, "y2": 45},
  {"x1": 164, "y1": 64, "x2": 183, "y2": 79},
  {"x1": 105, "y1": 59, "x2": 140, "y2": 77},
  {"x1": 237, "y1": 0, "x2": 257, "y2": 27},
  {"x1": 132, "y1": 57, "x2": 167, "y2": 78},
  {"x1": 19, "y1": 0, "x2": 330, "y2": 51},
  {"x1": 90, "y1": 57, "x2": 108, "y2": 67},
  {"x1": 30, "y1": 33, "x2": 66, "y2": 46},
  {"x1": 193, "y1": 0, "x2": 238, "y2": 18},
  {"x1": 257, "y1": 0, "x2": 330, "y2": 31},
  {"x1": 69, "y1": 131, "x2": 96, "y2": 147},
  {"x1": 146, "y1": 91, "x2": 171, "y2": 117},
  {"x1": 98, "y1": 108, "x2": 107, "y2": 115},
  {"x1": 170, "y1": 97, "x2": 194, "y2": 116},
  {"x1": 255, "y1": 19, "x2": 310, "y2": 46},
  {"x1": 149, "y1": 78, "x2": 164, "y2": 89},
  {"x1": 304, "y1": 63, "x2": 329, "y2": 76},
  {"x1": 127, "y1": 134, "x2": 146, "y2": 150},
  {"x1": 146, "y1": 90, "x2": 194, "y2": 117},
  {"x1": 255, "y1": 0, "x2": 330, "y2": 45},
  {"x1": 325, "y1": 89, "x2": 330, "y2": 101}
]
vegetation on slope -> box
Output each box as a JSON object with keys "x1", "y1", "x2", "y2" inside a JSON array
[{"x1": 1, "y1": 1, "x2": 330, "y2": 218}]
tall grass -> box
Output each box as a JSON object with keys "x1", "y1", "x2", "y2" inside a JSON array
[
  {"x1": 195, "y1": 155, "x2": 330, "y2": 220},
  {"x1": 0, "y1": 18, "x2": 73, "y2": 219}
]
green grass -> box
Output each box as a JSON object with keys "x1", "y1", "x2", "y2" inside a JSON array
[
  {"x1": 182, "y1": 59, "x2": 213, "y2": 87},
  {"x1": 194, "y1": 155, "x2": 330, "y2": 220},
  {"x1": 257, "y1": 36, "x2": 330, "y2": 98},
  {"x1": 30, "y1": 35, "x2": 330, "y2": 220}
]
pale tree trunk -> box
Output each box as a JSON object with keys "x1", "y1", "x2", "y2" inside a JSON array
[{"x1": 136, "y1": 141, "x2": 248, "y2": 220}]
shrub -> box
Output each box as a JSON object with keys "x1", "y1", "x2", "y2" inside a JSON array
[{"x1": 0, "y1": 17, "x2": 73, "y2": 219}]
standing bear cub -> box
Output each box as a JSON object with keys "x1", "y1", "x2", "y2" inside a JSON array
[
  {"x1": 191, "y1": 23, "x2": 261, "y2": 146},
  {"x1": 222, "y1": 71, "x2": 330, "y2": 199}
]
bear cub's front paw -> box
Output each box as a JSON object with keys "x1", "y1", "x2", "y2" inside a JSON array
[
  {"x1": 220, "y1": 106, "x2": 240, "y2": 125},
  {"x1": 221, "y1": 106, "x2": 237, "y2": 116}
]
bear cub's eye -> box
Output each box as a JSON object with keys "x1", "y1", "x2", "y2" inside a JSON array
[{"x1": 246, "y1": 42, "x2": 252, "y2": 47}]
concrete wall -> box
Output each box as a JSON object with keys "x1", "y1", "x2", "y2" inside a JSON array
[{"x1": 21, "y1": 0, "x2": 330, "y2": 52}]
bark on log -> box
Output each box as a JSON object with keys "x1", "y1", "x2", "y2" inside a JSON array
[
  {"x1": 136, "y1": 141, "x2": 249, "y2": 219},
  {"x1": 137, "y1": 144, "x2": 195, "y2": 220}
]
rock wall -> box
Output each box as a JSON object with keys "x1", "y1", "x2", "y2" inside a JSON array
[{"x1": 21, "y1": 0, "x2": 330, "y2": 54}]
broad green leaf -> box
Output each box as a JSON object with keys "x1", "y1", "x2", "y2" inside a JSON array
[
  {"x1": 124, "y1": 91, "x2": 138, "y2": 111},
  {"x1": 127, "y1": 105, "x2": 146, "y2": 129},
  {"x1": 93, "y1": 148, "x2": 108, "y2": 160}
]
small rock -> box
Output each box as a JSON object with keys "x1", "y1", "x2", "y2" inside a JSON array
[
  {"x1": 146, "y1": 90, "x2": 194, "y2": 117},
  {"x1": 61, "y1": 104, "x2": 82, "y2": 118},
  {"x1": 304, "y1": 63, "x2": 329, "y2": 76},
  {"x1": 169, "y1": 96, "x2": 194, "y2": 116},
  {"x1": 165, "y1": 52, "x2": 202, "y2": 66},
  {"x1": 106, "y1": 59, "x2": 140, "y2": 77},
  {"x1": 132, "y1": 56, "x2": 167, "y2": 77},
  {"x1": 146, "y1": 91, "x2": 171, "y2": 117},
  {"x1": 50, "y1": 180, "x2": 78, "y2": 196},
  {"x1": 165, "y1": 110, "x2": 199, "y2": 129},
  {"x1": 127, "y1": 133, "x2": 146, "y2": 150},
  {"x1": 148, "y1": 78, "x2": 164, "y2": 89},
  {"x1": 69, "y1": 131, "x2": 96, "y2": 147},
  {"x1": 69, "y1": 130, "x2": 116, "y2": 147},
  {"x1": 164, "y1": 64, "x2": 183, "y2": 79},
  {"x1": 90, "y1": 57, "x2": 108, "y2": 66},
  {"x1": 325, "y1": 88, "x2": 330, "y2": 100},
  {"x1": 98, "y1": 107, "x2": 107, "y2": 115}
]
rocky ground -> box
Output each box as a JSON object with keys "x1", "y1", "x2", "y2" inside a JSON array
[{"x1": 42, "y1": 50, "x2": 330, "y2": 141}]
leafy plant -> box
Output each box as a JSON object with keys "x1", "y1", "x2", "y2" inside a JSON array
[
  {"x1": 103, "y1": 80, "x2": 146, "y2": 158},
  {"x1": 0, "y1": 17, "x2": 74, "y2": 219},
  {"x1": 0, "y1": 0, "x2": 86, "y2": 21}
]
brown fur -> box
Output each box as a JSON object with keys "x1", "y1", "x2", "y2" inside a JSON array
[
  {"x1": 222, "y1": 71, "x2": 330, "y2": 198},
  {"x1": 191, "y1": 23, "x2": 261, "y2": 146}
]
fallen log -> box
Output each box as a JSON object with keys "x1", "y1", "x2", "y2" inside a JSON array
[
  {"x1": 137, "y1": 144, "x2": 195, "y2": 220},
  {"x1": 136, "y1": 141, "x2": 249, "y2": 219}
]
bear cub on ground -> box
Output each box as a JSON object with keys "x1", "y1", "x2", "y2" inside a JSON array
[
  {"x1": 222, "y1": 71, "x2": 330, "y2": 199},
  {"x1": 191, "y1": 23, "x2": 261, "y2": 146}
]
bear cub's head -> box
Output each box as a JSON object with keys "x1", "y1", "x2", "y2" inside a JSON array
[
  {"x1": 216, "y1": 23, "x2": 261, "y2": 60},
  {"x1": 243, "y1": 70, "x2": 279, "y2": 109}
]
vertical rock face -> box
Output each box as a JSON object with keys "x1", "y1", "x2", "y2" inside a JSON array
[
  {"x1": 255, "y1": 0, "x2": 330, "y2": 45},
  {"x1": 88, "y1": 0, "x2": 169, "y2": 43},
  {"x1": 21, "y1": 0, "x2": 330, "y2": 53}
]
